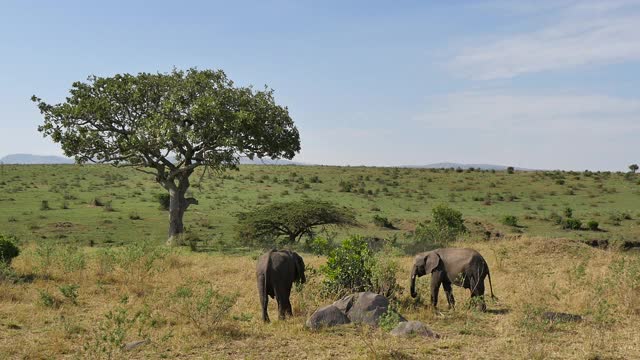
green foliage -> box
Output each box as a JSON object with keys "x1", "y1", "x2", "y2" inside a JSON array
[
  {"x1": 431, "y1": 204, "x2": 466, "y2": 234},
  {"x1": 38, "y1": 289, "x2": 61, "y2": 308},
  {"x1": 502, "y1": 215, "x2": 519, "y2": 227},
  {"x1": 378, "y1": 309, "x2": 403, "y2": 332},
  {"x1": 169, "y1": 280, "x2": 238, "y2": 334},
  {"x1": 306, "y1": 236, "x2": 335, "y2": 256},
  {"x1": 154, "y1": 193, "x2": 170, "y2": 211},
  {"x1": 587, "y1": 220, "x2": 599, "y2": 231},
  {"x1": 564, "y1": 207, "x2": 573, "y2": 218},
  {"x1": 372, "y1": 215, "x2": 394, "y2": 229},
  {"x1": 629, "y1": 164, "x2": 638, "y2": 173},
  {"x1": 40, "y1": 200, "x2": 50, "y2": 211},
  {"x1": 59, "y1": 284, "x2": 80, "y2": 305},
  {"x1": 370, "y1": 246, "x2": 401, "y2": 299},
  {"x1": 563, "y1": 218, "x2": 582, "y2": 230},
  {"x1": 322, "y1": 236, "x2": 374, "y2": 296},
  {"x1": 236, "y1": 199, "x2": 356, "y2": 245},
  {"x1": 0, "y1": 234, "x2": 20, "y2": 265},
  {"x1": 83, "y1": 301, "x2": 153, "y2": 359},
  {"x1": 507, "y1": 166, "x2": 515, "y2": 174},
  {"x1": 413, "y1": 205, "x2": 467, "y2": 247}
]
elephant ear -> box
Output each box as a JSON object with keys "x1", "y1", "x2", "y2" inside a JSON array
[
  {"x1": 424, "y1": 252, "x2": 441, "y2": 273},
  {"x1": 293, "y1": 252, "x2": 306, "y2": 284}
]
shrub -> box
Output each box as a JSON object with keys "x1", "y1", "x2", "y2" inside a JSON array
[
  {"x1": 0, "y1": 235, "x2": 20, "y2": 265},
  {"x1": 549, "y1": 212, "x2": 563, "y2": 225},
  {"x1": 154, "y1": 193, "x2": 170, "y2": 211},
  {"x1": 507, "y1": 166, "x2": 515, "y2": 174},
  {"x1": 563, "y1": 218, "x2": 582, "y2": 230},
  {"x1": 587, "y1": 220, "x2": 599, "y2": 231},
  {"x1": 169, "y1": 280, "x2": 238, "y2": 334},
  {"x1": 502, "y1": 215, "x2": 519, "y2": 227},
  {"x1": 372, "y1": 215, "x2": 395, "y2": 229},
  {"x1": 412, "y1": 205, "x2": 467, "y2": 247},
  {"x1": 564, "y1": 207, "x2": 573, "y2": 218},
  {"x1": 128, "y1": 212, "x2": 142, "y2": 220},
  {"x1": 378, "y1": 309, "x2": 403, "y2": 332},
  {"x1": 322, "y1": 236, "x2": 373, "y2": 296},
  {"x1": 370, "y1": 246, "x2": 401, "y2": 299},
  {"x1": 59, "y1": 284, "x2": 80, "y2": 305},
  {"x1": 306, "y1": 236, "x2": 335, "y2": 256},
  {"x1": 40, "y1": 200, "x2": 51, "y2": 211},
  {"x1": 431, "y1": 204, "x2": 466, "y2": 234}
]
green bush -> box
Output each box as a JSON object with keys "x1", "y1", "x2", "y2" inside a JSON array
[
  {"x1": 0, "y1": 235, "x2": 20, "y2": 265},
  {"x1": 372, "y1": 215, "x2": 394, "y2": 229},
  {"x1": 154, "y1": 193, "x2": 170, "y2": 211},
  {"x1": 370, "y1": 246, "x2": 401, "y2": 299},
  {"x1": 502, "y1": 215, "x2": 519, "y2": 227},
  {"x1": 413, "y1": 205, "x2": 467, "y2": 246},
  {"x1": 378, "y1": 309, "x2": 403, "y2": 332},
  {"x1": 169, "y1": 280, "x2": 238, "y2": 334},
  {"x1": 563, "y1": 218, "x2": 582, "y2": 230},
  {"x1": 322, "y1": 236, "x2": 373, "y2": 296},
  {"x1": 587, "y1": 220, "x2": 599, "y2": 231},
  {"x1": 306, "y1": 236, "x2": 335, "y2": 256},
  {"x1": 432, "y1": 204, "x2": 466, "y2": 234}
]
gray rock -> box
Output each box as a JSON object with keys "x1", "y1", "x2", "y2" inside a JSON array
[
  {"x1": 542, "y1": 312, "x2": 582, "y2": 322},
  {"x1": 333, "y1": 291, "x2": 394, "y2": 326},
  {"x1": 390, "y1": 321, "x2": 440, "y2": 338},
  {"x1": 123, "y1": 339, "x2": 148, "y2": 351},
  {"x1": 306, "y1": 304, "x2": 351, "y2": 330}
]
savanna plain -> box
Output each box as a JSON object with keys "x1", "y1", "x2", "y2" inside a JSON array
[{"x1": 1, "y1": 164, "x2": 639, "y2": 359}]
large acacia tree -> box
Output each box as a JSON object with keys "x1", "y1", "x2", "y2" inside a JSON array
[{"x1": 32, "y1": 68, "x2": 300, "y2": 245}]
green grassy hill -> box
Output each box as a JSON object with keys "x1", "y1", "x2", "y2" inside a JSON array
[{"x1": 0, "y1": 164, "x2": 638, "y2": 248}]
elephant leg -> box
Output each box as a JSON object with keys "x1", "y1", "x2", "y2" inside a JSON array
[
  {"x1": 274, "y1": 284, "x2": 291, "y2": 320},
  {"x1": 257, "y1": 275, "x2": 270, "y2": 323},
  {"x1": 430, "y1": 271, "x2": 444, "y2": 308},
  {"x1": 284, "y1": 284, "x2": 293, "y2": 317},
  {"x1": 470, "y1": 276, "x2": 486, "y2": 311},
  {"x1": 443, "y1": 280, "x2": 455, "y2": 309}
]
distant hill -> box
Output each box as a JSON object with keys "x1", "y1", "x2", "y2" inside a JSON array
[
  {"x1": 0, "y1": 154, "x2": 74, "y2": 164},
  {"x1": 402, "y1": 162, "x2": 532, "y2": 171}
]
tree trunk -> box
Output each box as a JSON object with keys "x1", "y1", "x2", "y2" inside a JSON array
[{"x1": 165, "y1": 176, "x2": 198, "y2": 246}]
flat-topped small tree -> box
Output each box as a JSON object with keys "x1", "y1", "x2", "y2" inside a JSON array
[{"x1": 33, "y1": 68, "x2": 300, "y2": 245}]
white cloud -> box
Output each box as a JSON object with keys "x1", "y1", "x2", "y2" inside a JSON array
[
  {"x1": 451, "y1": 0, "x2": 640, "y2": 79},
  {"x1": 416, "y1": 92, "x2": 640, "y2": 132}
]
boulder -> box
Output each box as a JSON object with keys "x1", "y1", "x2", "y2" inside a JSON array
[
  {"x1": 390, "y1": 321, "x2": 440, "y2": 339},
  {"x1": 334, "y1": 291, "x2": 393, "y2": 326},
  {"x1": 542, "y1": 312, "x2": 582, "y2": 323},
  {"x1": 123, "y1": 339, "x2": 148, "y2": 351},
  {"x1": 306, "y1": 304, "x2": 351, "y2": 330}
]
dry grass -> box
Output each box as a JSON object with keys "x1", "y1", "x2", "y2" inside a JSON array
[{"x1": 1, "y1": 236, "x2": 639, "y2": 359}]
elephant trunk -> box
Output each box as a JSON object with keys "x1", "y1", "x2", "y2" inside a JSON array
[{"x1": 410, "y1": 266, "x2": 418, "y2": 298}]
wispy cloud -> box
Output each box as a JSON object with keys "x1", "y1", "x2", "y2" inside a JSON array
[
  {"x1": 451, "y1": 0, "x2": 640, "y2": 80},
  {"x1": 415, "y1": 92, "x2": 640, "y2": 132}
]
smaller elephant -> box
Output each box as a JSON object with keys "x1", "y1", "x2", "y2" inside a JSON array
[
  {"x1": 410, "y1": 248, "x2": 495, "y2": 311},
  {"x1": 256, "y1": 249, "x2": 306, "y2": 322}
]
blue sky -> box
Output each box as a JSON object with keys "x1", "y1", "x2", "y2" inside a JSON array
[{"x1": 1, "y1": 0, "x2": 639, "y2": 170}]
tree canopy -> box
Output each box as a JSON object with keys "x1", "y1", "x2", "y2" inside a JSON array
[
  {"x1": 32, "y1": 68, "x2": 300, "y2": 244},
  {"x1": 236, "y1": 199, "x2": 357, "y2": 245}
]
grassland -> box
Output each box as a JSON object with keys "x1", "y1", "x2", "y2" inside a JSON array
[
  {"x1": 0, "y1": 164, "x2": 639, "y2": 248},
  {"x1": 1, "y1": 164, "x2": 640, "y2": 359}
]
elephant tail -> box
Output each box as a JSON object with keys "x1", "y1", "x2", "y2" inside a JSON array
[{"x1": 485, "y1": 261, "x2": 497, "y2": 301}]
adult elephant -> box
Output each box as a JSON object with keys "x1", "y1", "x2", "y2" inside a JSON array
[
  {"x1": 256, "y1": 249, "x2": 306, "y2": 322},
  {"x1": 410, "y1": 248, "x2": 495, "y2": 311}
]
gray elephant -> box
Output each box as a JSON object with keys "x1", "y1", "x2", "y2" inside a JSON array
[
  {"x1": 410, "y1": 248, "x2": 495, "y2": 311},
  {"x1": 256, "y1": 249, "x2": 306, "y2": 322}
]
